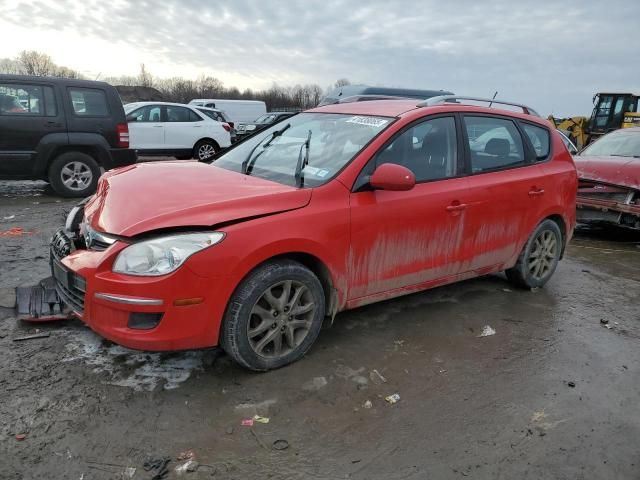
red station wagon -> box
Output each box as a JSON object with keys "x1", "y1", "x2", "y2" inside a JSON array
[{"x1": 51, "y1": 96, "x2": 577, "y2": 370}]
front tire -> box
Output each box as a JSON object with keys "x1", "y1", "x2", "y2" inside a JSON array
[
  {"x1": 48, "y1": 152, "x2": 100, "y2": 197},
  {"x1": 221, "y1": 260, "x2": 325, "y2": 371},
  {"x1": 194, "y1": 140, "x2": 218, "y2": 162},
  {"x1": 506, "y1": 219, "x2": 563, "y2": 289}
]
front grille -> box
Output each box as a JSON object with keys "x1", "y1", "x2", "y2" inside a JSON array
[
  {"x1": 50, "y1": 229, "x2": 86, "y2": 314},
  {"x1": 55, "y1": 272, "x2": 86, "y2": 314},
  {"x1": 579, "y1": 192, "x2": 630, "y2": 202},
  {"x1": 51, "y1": 230, "x2": 73, "y2": 258}
]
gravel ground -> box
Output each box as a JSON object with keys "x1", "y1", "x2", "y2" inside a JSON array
[{"x1": 1, "y1": 179, "x2": 639, "y2": 480}]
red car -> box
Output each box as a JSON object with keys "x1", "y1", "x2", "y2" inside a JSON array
[
  {"x1": 51, "y1": 96, "x2": 577, "y2": 370},
  {"x1": 574, "y1": 127, "x2": 640, "y2": 229}
]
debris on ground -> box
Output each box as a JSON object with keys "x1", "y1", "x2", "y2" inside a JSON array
[
  {"x1": 567, "y1": 381, "x2": 576, "y2": 388},
  {"x1": 272, "y1": 439, "x2": 289, "y2": 451},
  {"x1": 363, "y1": 400, "x2": 373, "y2": 409},
  {"x1": 0, "y1": 227, "x2": 33, "y2": 237},
  {"x1": 302, "y1": 376, "x2": 328, "y2": 391},
  {"x1": 175, "y1": 460, "x2": 199, "y2": 476},
  {"x1": 502, "y1": 288, "x2": 512, "y2": 292},
  {"x1": 385, "y1": 393, "x2": 401, "y2": 404},
  {"x1": 234, "y1": 399, "x2": 277, "y2": 417},
  {"x1": 123, "y1": 467, "x2": 136, "y2": 479},
  {"x1": 253, "y1": 415, "x2": 270, "y2": 424},
  {"x1": 241, "y1": 418, "x2": 254, "y2": 426},
  {"x1": 143, "y1": 456, "x2": 171, "y2": 480},
  {"x1": 370, "y1": 369, "x2": 387, "y2": 384},
  {"x1": 600, "y1": 318, "x2": 609, "y2": 325},
  {"x1": 177, "y1": 450, "x2": 195, "y2": 461},
  {"x1": 15, "y1": 433, "x2": 27, "y2": 441},
  {"x1": 13, "y1": 332, "x2": 50, "y2": 342},
  {"x1": 478, "y1": 326, "x2": 496, "y2": 337},
  {"x1": 226, "y1": 426, "x2": 234, "y2": 435},
  {"x1": 2, "y1": 214, "x2": 15, "y2": 220}
]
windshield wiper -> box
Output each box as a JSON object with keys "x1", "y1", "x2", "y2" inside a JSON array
[
  {"x1": 241, "y1": 123, "x2": 291, "y2": 175},
  {"x1": 294, "y1": 130, "x2": 312, "y2": 188}
]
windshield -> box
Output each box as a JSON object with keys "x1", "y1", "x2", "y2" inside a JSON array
[
  {"x1": 254, "y1": 114, "x2": 277, "y2": 124},
  {"x1": 215, "y1": 112, "x2": 392, "y2": 187},
  {"x1": 581, "y1": 130, "x2": 640, "y2": 158}
]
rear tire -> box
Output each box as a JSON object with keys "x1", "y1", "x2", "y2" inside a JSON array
[
  {"x1": 48, "y1": 152, "x2": 100, "y2": 198},
  {"x1": 506, "y1": 219, "x2": 562, "y2": 289},
  {"x1": 221, "y1": 260, "x2": 325, "y2": 371},
  {"x1": 193, "y1": 140, "x2": 218, "y2": 162}
]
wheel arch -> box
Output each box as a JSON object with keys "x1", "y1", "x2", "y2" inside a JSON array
[
  {"x1": 221, "y1": 251, "x2": 341, "y2": 338},
  {"x1": 543, "y1": 213, "x2": 568, "y2": 259},
  {"x1": 194, "y1": 137, "x2": 221, "y2": 151}
]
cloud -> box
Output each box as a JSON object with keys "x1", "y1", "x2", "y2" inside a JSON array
[{"x1": 1, "y1": 0, "x2": 638, "y2": 115}]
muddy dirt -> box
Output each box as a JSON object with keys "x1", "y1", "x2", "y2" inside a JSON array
[{"x1": 1, "y1": 180, "x2": 639, "y2": 479}]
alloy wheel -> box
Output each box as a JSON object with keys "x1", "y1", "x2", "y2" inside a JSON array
[
  {"x1": 528, "y1": 230, "x2": 558, "y2": 280},
  {"x1": 198, "y1": 144, "x2": 216, "y2": 161},
  {"x1": 247, "y1": 280, "x2": 316, "y2": 358},
  {"x1": 60, "y1": 161, "x2": 93, "y2": 192}
]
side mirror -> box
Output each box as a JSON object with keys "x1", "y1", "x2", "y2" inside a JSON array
[
  {"x1": 369, "y1": 163, "x2": 416, "y2": 191},
  {"x1": 126, "y1": 114, "x2": 136, "y2": 122}
]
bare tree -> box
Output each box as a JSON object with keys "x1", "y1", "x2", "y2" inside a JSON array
[
  {"x1": 334, "y1": 78, "x2": 351, "y2": 88},
  {"x1": 19, "y1": 50, "x2": 56, "y2": 76},
  {"x1": 0, "y1": 58, "x2": 23, "y2": 74},
  {"x1": 138, "y1": 64, "x2": 153, "y2": 88}
]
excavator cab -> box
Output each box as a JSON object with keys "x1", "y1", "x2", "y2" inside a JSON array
[{"x1": 589, "y1": 93, "x2": 639, "y2": 135}]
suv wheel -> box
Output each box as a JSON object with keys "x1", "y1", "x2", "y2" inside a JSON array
[
  {"x1": 49, "y1": 152, "x2": 100, "y2": 197},
  {"x1": 194, "y1": 140, "x2": 218, "y2": 162},
  {"x1": 221, "y1": 260, "x2": 325, "y2": 371},
  {"x1": 506, "y1": 219, "x2": 563, "y2": 289}
]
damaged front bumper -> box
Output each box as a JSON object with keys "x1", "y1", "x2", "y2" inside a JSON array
[
  {"x1": 47, "y1": 206, "x2": 235, "y2": 351},
  {"x1": 576, "y1": 180, "x2": 640, "y2": 229}
]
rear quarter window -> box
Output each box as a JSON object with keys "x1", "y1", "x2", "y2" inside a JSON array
[
  {"x1": 69, "y1": 88, "x2": 109, "y2": 117},
  {"x1": 521, "y1": 123, "x2": 551, "y2": 161}
]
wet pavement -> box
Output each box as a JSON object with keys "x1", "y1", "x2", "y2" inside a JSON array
[{"x1": 1, "y1": 180, "x2": 639, "y2": 479}]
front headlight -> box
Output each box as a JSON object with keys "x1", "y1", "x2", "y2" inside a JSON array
[
  {"x1": 245, "y1": 124, "x2": 256, "y2": 131},
  {"x1": 113, "y1": 232, "x2": 224, "y2": 276}
]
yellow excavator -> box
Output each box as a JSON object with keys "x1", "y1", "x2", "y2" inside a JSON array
[{"x1": 548, "y1": 93, "x2": 640, "y2": 149}]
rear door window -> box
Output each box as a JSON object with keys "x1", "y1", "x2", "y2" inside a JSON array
[
  {"x1": 69, "y1": 88, "x2": 109, "y2": 116},
  {"x1": 521, "y1": 123, "x2": 551, "y2": 161},
  {"x1": 166, "y1": 106, "x2": 197, "y2": 122},
  {"x1": 464, "y1": 116, "x2": 525, "y2": 173},
  {"x1": 0, "y1": 83, "x2": 45, "y2": 115}
]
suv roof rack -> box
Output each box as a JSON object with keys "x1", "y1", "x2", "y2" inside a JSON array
[{"x1": 417, "y1": 95, "x2": 540, "y2": 117}]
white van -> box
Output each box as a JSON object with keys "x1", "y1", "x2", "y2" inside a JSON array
[{"x1": 189, "y1": 99, "x2": 266, "y2": 124}]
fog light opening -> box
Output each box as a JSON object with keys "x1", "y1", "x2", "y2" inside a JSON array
[{"x1": 128, "y1": 312, "x2": 163, "y2": 330}]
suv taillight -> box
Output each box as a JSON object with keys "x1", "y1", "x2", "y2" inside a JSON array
[
  {"x1": 116, "y1": 123, "x2": 130, "y2": 148},
  {"x1": 222, "y1": 123, "x2": 231, "y2": 132},
  {"x1": 227, "y1": 121, "x2": 234, "y2": 129}
]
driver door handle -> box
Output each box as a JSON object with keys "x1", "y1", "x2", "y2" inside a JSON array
[
  {"x1": 446, "y1": 202, "x2": 467, "y2": 212},
  {"x1": 528, "y1": 188, "x2": 545, "y2": 196}
]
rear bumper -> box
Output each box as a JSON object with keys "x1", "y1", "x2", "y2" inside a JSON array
[{"x1": 105, "y1": 148, "x2": 137, "y2": 170}]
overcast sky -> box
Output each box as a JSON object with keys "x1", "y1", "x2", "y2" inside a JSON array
[{"x1": 1, "y1": 0, "x2": 637, "y2": 116}]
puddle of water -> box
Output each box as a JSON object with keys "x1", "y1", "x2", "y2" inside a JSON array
[{"x1": 63, "y1": 329, "x2": 205, "y2": 391}]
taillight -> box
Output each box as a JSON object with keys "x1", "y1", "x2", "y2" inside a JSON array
[
  {"x1": 116, "y1": 123, "x2": 129, "y2": 148},
  {"x1": 222, "y1": 123, "x2": 231, "y2": 132},
  {"x1": 227, "y1": 121, "x2": 234, "y2": 129}
]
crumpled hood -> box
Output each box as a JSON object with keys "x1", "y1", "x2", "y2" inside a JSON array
[
  {"x1": 574, "y1": 155, "x2": 640, "y2": 190},
  {"x1": 84, "y1": 161, "x2": 311, "y2": 236}
]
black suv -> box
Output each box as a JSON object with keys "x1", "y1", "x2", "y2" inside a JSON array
[{"x1": 0, "y1": 75, "x2": 136, "y2": 197}]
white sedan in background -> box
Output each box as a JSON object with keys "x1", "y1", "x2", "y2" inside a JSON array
[{"x1": 124, "y1": 102, "x2": 232, "y2": 161}]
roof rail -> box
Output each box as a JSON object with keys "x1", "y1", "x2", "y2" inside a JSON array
[{"x1": 417, "y1": 95, "x2": 540, "y2": 117}]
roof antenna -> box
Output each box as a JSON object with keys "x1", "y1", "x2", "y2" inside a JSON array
[{"x1": 488, "y1": 91, "x2": 498, "y2": 107}]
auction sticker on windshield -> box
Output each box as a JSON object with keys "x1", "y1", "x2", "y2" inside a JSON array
[{"x1": 346, "y1": 116, "x2": 389, "y2": 128}]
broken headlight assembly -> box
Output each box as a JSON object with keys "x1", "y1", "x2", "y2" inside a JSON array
[{"x1": 112, "y1": 232, "x2": 224, "y2": 276}]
